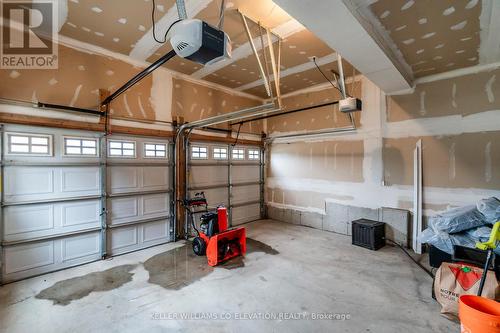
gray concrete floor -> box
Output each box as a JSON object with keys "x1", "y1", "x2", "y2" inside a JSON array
[{"x1": 0, "y1": 220, "x2": 457, "y2": 333}]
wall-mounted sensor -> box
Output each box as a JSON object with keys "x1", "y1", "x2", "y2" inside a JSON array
[{"x1": 339, "y1": 97, "x2": 362, "y2": 113}]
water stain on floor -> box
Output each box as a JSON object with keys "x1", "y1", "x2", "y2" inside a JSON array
[
  {"x1": 143, "y1": 244, "x2": 213, "y2": 290},
  {"x1": 144, "y1": 237, "x2": 279, "y2": 287},
  {"x1": 34, "y1": 238, "x2": 279, "y2": 302},
  {"x1": 35, "y1": 264, "x2": 137, "y2": 305}
]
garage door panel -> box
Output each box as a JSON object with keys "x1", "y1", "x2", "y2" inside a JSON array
[
  {"x1": 232, "y1": 185, "x2": 260, "y2": 204},
  {"x1": 61, "y1": 168, "x2": 100, "y2": 193},
  {"x1": 4, "y1": 241, "x2": 55, "y2": 274},
  {"x1": 2, "y1": 232, "x2": 102, "y2": 283},
  {"x1": 61, "y1": 201, "x2": 100, "y2": 227},
  {"x1": 232, "y1": 204, "x2": 261, "y2": 226},
  {"x1": 143, "y1": 167, "x2": 169, "y2": 189},
  {"x1": 4, "y1": 205, "x2": 54, "y2": 236},
  {"x1": 3, "y1": 200, "x2": 101, "y2": 242},
  {"x1": 108, "y1": 167, "x2": 139, "y2": 193},
  {"x1": 109, "y1": 226, "x2": 138, "y2": 251},
  {"x1": 4, "y1": 167, "x2": 100, "y2": 202},
  {"x1": 108, "y1": 193, "x2": 169, "y2": 226},
  {"x1": 4, "y1": 167, "x2": 54, "y2": 200},
  {"x1": 190, "y1": 188, "x2": 228, "y2": 207},
  {"x1": 190, "y1": 165, "x2": 228, "y2": 187},
  {"x1": 143, "y1": 220, "x2": 169, "y2": 242},
  {"x1": 109, "y1": 197, "x2": 139, "y2": 224},
  {"x1": 108, "y1": 219, "x2": 170, "y2": 256},
  {"x1": 232, "y1": 165, "x2": 260, "y2": 183},
  {"x1": 143, "y1": 193, "x2": 169, "y2": 217},
  {"x1": 62, "y1": 233, "x2": 100, "y2": 261},
  {"x1": 108, "y1": 166, "x2": 169, "y2": 194}
]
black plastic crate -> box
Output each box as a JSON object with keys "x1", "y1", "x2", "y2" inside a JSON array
[
  {"x1": 351, "y1": 219, "x2": 385, "y2": 251},
  {"x1": 428, "y1": 245, "x2": 452, "y2": 268}
]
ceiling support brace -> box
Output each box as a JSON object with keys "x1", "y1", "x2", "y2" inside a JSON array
[
  {"x1": 266, "y1": 28, "x2": 282, "y2": 108},
  {"x1": 258, "y1": 23, "x2": 274, "y2": 101},
  {"x1": 176, "y1": 0, "x2": 187, "y2": 19},
  {"x1": 337, "y1": 54, "x2": 347, "y2": 99},
  {"x1": 240, "y1": 12, "x2": 271, "y2": 97},
  {"x1": 217, "y1": 0, "x2": 225, "y2": 29},
  {"x1": 239, "y1": 11, "x2": 282, "y2": 106},
  {"x1": 276, "y1": 39, "x2": 282, "y2": 100}
]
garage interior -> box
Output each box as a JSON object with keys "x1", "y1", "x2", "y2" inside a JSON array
[{"x1": 0, "y1": 0, "x2": 499, "y2": 332}]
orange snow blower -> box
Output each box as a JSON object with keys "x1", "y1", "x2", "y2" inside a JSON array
[{"x1": 184, "y1": 192, "x2": 246, "y2": 266}]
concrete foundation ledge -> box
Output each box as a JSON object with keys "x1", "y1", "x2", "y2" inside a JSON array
[{"x1": 266, "y1": 203, "x2": 410, "y2": 248}]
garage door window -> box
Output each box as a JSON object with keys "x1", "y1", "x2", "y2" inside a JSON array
[
  {"x1": 232, "y1": 148, "x2": 245, "y2": 160},
  {"x1": 191, "y1": 146, "x2": 208, "y2": 159},
  {"x1": 144, "y1": 143, "x2": 167, "y2": 158},
  {"x1": 108, "y1": 140, "x2": 136, "y2": 157},
  {"x1": 248, "y1": 149, "x2": 260, "y2": 160},
  {"x1": 213, "y1": 147, "x2": 228, "y2": 160},
  {"x1": 6, "y1": 132, "x2": 52, "y2": 156},
  {"x1": 64, "y1": 137, "x2": 98, "y2": 156}
]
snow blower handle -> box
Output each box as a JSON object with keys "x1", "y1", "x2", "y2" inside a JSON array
[{"x1": 475, "y1": 221, "x2": 499, "y2": 296}]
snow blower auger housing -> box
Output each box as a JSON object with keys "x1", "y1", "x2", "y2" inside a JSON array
[{"x1": 185, "y1": 193, "x2": 246, "y2": 266}]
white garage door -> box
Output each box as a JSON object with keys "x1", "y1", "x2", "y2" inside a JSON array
[
  {"x1": 0, "y1": 125, "x2": 173, "y2": 283},
  {"x1": 1, "y1": 124, "x2": 104, "y2": 283},
  {"x1": 187, "y1": 141, "x2": 262, "y2": 235}
]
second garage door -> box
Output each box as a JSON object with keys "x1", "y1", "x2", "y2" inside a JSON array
[{"x1": 187, "y1": 141, "x2": 262, "y2": 235}]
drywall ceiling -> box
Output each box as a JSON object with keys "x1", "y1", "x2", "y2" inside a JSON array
[
  {"x1": 58, "y1": 0, "x2": 355, "y2": 100},
  {"x1": 58, "y1": 0, "x2": 496, "y2": 98},
  {"x1": 273, "y1": 0, "x2": 413, "y2": 93},
  {"x1": 367, "y1": 0, "x2": 482, "y2": 78},
  {"x1": 60, "y1": 0, "x2": 176, "y2": 55},
  {"x1": 275, "y1": 0, "x2": 498, "y2": 92}
]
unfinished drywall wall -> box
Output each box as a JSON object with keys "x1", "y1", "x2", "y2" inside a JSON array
[
  {"x1": 0, "y1": 44, "x2": 156, "y2": 120},
  {"x1": 267, "y1": 81, "x2": 361, "y2": 134},
  {"x1": 171, "y1": 78, "x2": 264, "y2": 134},
  {"x1": 383, "y1": 133, "x2": 500, "y2": 190},
  {"x1": 387, "y1": 67, "x2": 500, "y2": 121},
  {"x1": 269, "y1": 140, "x2": 364, "y2": 182},
  {"x1": 266, "y1": 71, "x2": 500, "y2": 224}
]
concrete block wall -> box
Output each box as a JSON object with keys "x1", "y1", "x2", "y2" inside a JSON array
[{"x1": 267, "y1": 203, "x2": 411, "y2": 248}]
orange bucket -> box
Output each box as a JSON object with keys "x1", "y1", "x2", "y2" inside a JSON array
[{"x1": 459, "y1": 295, "x2": 500, "y2": 333}]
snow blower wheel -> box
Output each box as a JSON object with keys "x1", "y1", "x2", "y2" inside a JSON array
[{"x1": 192, "y1": 237, "x2": 206, "y2": 256}]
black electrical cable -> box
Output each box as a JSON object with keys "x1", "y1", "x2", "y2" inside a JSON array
[
  {"x1": 312, "y1": 56, "x2": 345, "y2": 96},
  {"x1": 152, "y1": 0, "x2": 182, "y2": 43},
  {"x1": 385, "y1": 238, "x2": 434, "y2": 278},
  {"x1": 232, "y1": 123, "x2": 243, "y2": 146}
]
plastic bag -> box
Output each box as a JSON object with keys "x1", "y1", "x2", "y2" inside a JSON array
[
  {"x1": 476, "y1": 197, "x2": 500, "y2": 224},
  {"x1": 429, "y1": 205, "x2": 487, "y2": 234},
  {"x1": 419, "y1": 227, "x2": 476, "y2": 254},
  {"x1": 465, "y1": 226, "x2": 492, "y2": 243}
]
